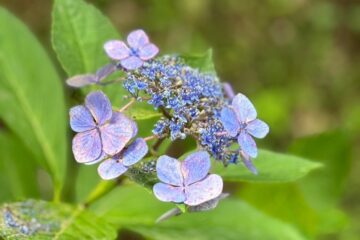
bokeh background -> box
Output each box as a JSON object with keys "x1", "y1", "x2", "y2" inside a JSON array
[{"x1": 1, "y1": 0, "x2": 359, "y2": 239}]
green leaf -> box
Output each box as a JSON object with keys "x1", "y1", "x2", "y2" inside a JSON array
[
  {"x1": 91, "y1": 185, "x2": 307, "y2": 240},
  {"x1": 0, "y1": 200, "x2": 117, "y2": 240},
  {"x1": 181, "y1": 49, "x2": 217, "y2": 73},
  {"x1": 124, "y1": 101, "x2": 162, "y2": 121},
  {"x1": 214, "y1": 149, "x2": 322, "y2": 183},
  {"x1": 52, "y1": 0, "x2": 120, "y2": 75},
  {"x1": 0, "y1": 8, "x2": 67, "y2": 197},
  {"x1": 0, "y1": 132, "x2": 39, "y2": 202}
]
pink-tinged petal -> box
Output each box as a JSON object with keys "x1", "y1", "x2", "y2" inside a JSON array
[
  {"x1": 99, "y1": 112, "x2": 134, "y2": 155},
  {"x1": 130, "y1": 120, "x2": 138, "y2": 138},
  {"x1": 98, "y1": 159, "x2": 128, "y2": 180},
  {"x1": 85, "y1": 91, "x2": 112, "y2": 125},
  {"x1": 96, "y1": 63, "x2": 117, "y2": 81},
  {"x1": 72, "y1": 129, "x2": 102, "y2": 163},
  {"x1": 181, "y1": 151, "x2": 211, "y2": 186},
  {"x1": 156, "y1": 155, "x2": 183, "y2": 186},
  {"x1": 66, "y1": 74, "x2": 98, "y2": 88},
  {"x1": 223, "y1": 82, "x2": 235, "y2": 99},
  {"x1": 240, "y1": 151, "x2": 258, "y2": 175},
  {"x1": 238, "y1": 131, "x2": 258, "y2": 158},
  {"x1": 220, "y1": 107, "x2": 240, "y2": 137},
  {"x1": 120, "y1": 56, "x2": 143, "y2": 70},
  {"x1": 139, "y1": 43, "x2": 159, "y2": 60},
  {"x1": 232, "y1": 93, "x2": 257, "y2": 123},
  {"x1": 69, "y1": 106, "x2": 95, "y2": 132},
  {"x1": 104, "y1": 40, "x2": 130, "y2": 60},
  {"x1": 246, "y1": 119, "x2": 269, "y2": 139},
  {"x1": 127, "y1": 29, "x2": 149, "y2": 49},
  {"x1": 83, "y1": 152, "x2": 107, "y2": 165},
  {"x1": 153, "y1": 183, "x2": 185, "y2": 203},
  {"x1": 122, "y1": 138, "x2": 148, "y2": 166},
  {"x1": 184, "y1": 174, "x2": 223, "y2": 206}
]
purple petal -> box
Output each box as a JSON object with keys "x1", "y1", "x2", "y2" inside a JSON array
[
  {"x1": 184, "y1": 174, "x2": 223, "y2": 206},
  {"x1": 138, "y1": 43, "x2": 159, "y2": 60},
  {"x1": 238, "y1": 131, "x2": 258, "y2": 158},
  {"x1": 120, "y1": 56, "x2": 144, "y2": 70},
  {"x1": 130, "y1": 120, "x2": 138, "y2": 138},
  {"x1": 220, "y1": 107, "x2": 240, "y2": 137},
  {"x1": 66, "y1": 74, "x2": 98, "y2": 88},
  {"x1": 223, "y1": 82, "x2": 235, "y2": 99},
  {"x1": 97, "y1": 159, "x2": 128, "y2": 180},
  {"x1": 232, "y1": 93, "x2": 257, "y2": 123},
  {"x1": 96, "y1": 63, "x2": 117, "y2": 81},
  {"x1": 69, "y1": 106, "x2": 95, "y2": 132},
  {"x1": 246, "y1": 119, "x2": 269, "y2": 139},
  {"x1": 85, "y1": 91, "x2": 112, "y2": 125},
  {"x1": 181, "y1": 151, "x2": 211, "y2": 186},
  {"x1": 240, "y1": 151, "x2": 258, "y2": 175},
  {"x1": 99, "y1": 112, "x2": 134, "y2": 155},
  {"x1": 83, "y1": 152, "x2": 107, "y2": 165},
  {"x1": 156, "y1": 155, "x2": 183, "y2": 186},
  {"x1": 122, "y1": 138, "x2": 148, "y2": 166},
  {"x1": 104, "y1": 40, "x2": 130, "y2": 60},
  {"x1": 153, "y1": 183, "x2": 185, "y2": 203},
  {"x1": 127, "y1": 29, "x2": 149, "y2": 49},
  {"x1": 72, "y1": 129, "x2": 102, "y2": 163}
]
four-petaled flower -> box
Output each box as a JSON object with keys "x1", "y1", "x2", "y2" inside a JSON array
[
  {"x1": 220, "y1": 93, "x2": 269, "y2": 158},
  {"x1": 104, "y1": 29, "x2": 159, "y2": 70},
  {"x1": 70, "y1": 91, "x2": 137, "y2": 164},
  {"x1": 153, "y1": 151, "x2": 223, "y2": 206},
  {"x1": 98, "y1": 138, "x2": 148, "y2": 180}
]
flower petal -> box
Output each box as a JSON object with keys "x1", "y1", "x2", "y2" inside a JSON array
[
  {"x1": 99, "y1": 112, "x2": 134, "y2": 155},
  {"x1": 120, "y1": 56, "x2": 144, "y2": 70},
  {"x1": 69, "y1": 105, "x2": 95, "y2": 132},
  {"x1": 240, "y1": 151, "x2": 258, "y2": 175},
  {"x1": 138, "y1": 43, "x2": 159, "y2": 60},
  {"x1": 97, "y1": 158, "x2": 128, "y2": 180},
  {"x1": 72, "y1": 129, "x2": 102, "y2": 163},
  {"x1": 127, "y1": 29, "x2": 149, "y2": 49},
  {"x1": 232, "y1": 93, "x2": 257, "y2": 123},
  {"x1": 85, "y1": 91, "x2": 112, "y2": 125},
  {"x1": 153, "y1": 183, "x2": 185, "y2": 203},
  {"x1": 238, "y1": 131, "x2": 258, "y2": 158},
  {"x1": 220, "y1": 107, "x2": 240, "y2": 137},
  {"x1": 246, "y1": 119, "x2": 269, "y2": 139},
  {"x1": 122, "y1": 138, "x2": 148, "y2": 166},
  {"x1": 83, "y1": 151, "x2": 106, "y2": 165},
  {"x1": 156, "y1": 155, "x2": 183, "y2": 186},
  {"x1": 184, "y1": 174, "x2": 223, "y2": 206},
  {"x1": 66, "y1": 74, "x2": 97, "y2": 88},
  {"x1": 104, "y1": 40, "x2": 130, "y2": 60},
  {"x1": 95, "y1": 63, "x2": 117, "y2": 81},
  {"x1": 181, "y1": 151, "x2": 211, "y2": 186}
]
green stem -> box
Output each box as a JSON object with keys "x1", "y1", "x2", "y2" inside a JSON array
[{"x1": 83, "y1": 180, "x2": 117, "y2": 207}]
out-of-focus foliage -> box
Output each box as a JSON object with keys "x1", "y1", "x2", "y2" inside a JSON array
[{"x1": 0, "y1": 0, "x2": 359, "y2": 239}]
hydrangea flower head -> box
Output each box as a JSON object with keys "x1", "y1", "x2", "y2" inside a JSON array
[
  {"x1": 70, "y1": 91, "x2": 137, "y2": 164},
  {"x1": 153, "y1": 151, "x2": 223, "y2": 206},
  {"x1": 98, "y1": 138, "x2": 148, "y2": 180},
  {"x1": 220, "y1": 93, "x2": 269, "y2": 158},
  {"x1": 104, "y1": 29, "x2": 159, "y2": 70}
]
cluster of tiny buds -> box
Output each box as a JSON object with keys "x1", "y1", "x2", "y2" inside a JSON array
[{"x1": 66, "y1": 29, "x2": 269, "y2": 213}]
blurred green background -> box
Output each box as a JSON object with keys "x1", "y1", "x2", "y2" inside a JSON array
[{"x1": 1, "y1": 0, "x2": 359, "y2": 239}]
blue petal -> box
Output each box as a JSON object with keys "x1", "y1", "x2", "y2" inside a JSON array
[
  {"x1": 220, "y1": 107, "x2": 240, "y2": 137},
  {"x1": 246, "y1": 119, "x2": 269, "y2": 139},
  {"x1": 120, "y1": 56, "x2": 144, "y2": 70},
  {"x1": 181, "y1": 151, "x2": 211, "y2": 186},
  {"x1": 156, "y1": 155, "x2": 183, "y2": 186},
  {"x1": 72, "y1": 129, "x2": 102, "y2": 163},
  {"x1": 127, "y1": 29, "x2": 149, "y2": 49},
  {"x1": 153, "y1": 183, "x2": 185, "y2": 203},
  {"x1": 103, "y1": 40, "x2": 130, "y2": 60},
  {"x1": 237, "y1": 131, "x2": 258, "y2": 158},
  {"x1": 184, "y1": 174, "x2": 223, "y2": 206},
  {"x1": 232, "y1": 93, "x2": 257, "y2": 123},
  {"x1": 85, "y1": 91, "x2": 112, "y2": 125},
  {"x1": 240, "y1": 151, "x2": 258, "y2": 175},
  {"x1": 122, "y1": 138, "x2": 148, "y2": 166},
  {"x1": 69, "y1": 105, "x2": 95, "y2": 132},
  {"x1": 97, "y1": 159, "x2": 128, "y2": 180},
  {"x1": 139, "y1": 43, "x2": 159, "y2": 60},
  {"x1": 66, "y1": 74, "x2": 97, "y2": 88}
]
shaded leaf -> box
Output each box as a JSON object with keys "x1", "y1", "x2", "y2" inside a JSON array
[
  {"x1": 181, "y1": 49, "x2": 216, "y2": 74},
  {"x1": 214, "y1": 149, "x2": 322, "y2": 183},
  {"x1": 0, "y1": 8, "x2": 67, "y2": 195}
]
